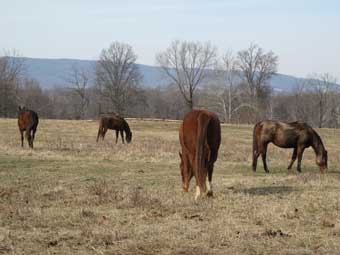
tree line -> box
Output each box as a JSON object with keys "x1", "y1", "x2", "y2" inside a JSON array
[{"x1": 0, "y1": 41, "x2": 339, "y2": 128}]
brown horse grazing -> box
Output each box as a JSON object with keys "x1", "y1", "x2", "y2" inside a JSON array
[
  {"x1": 252, "y1": 120, "x2": 328, "y2": 173},
  {"x1": 179, "y1": 110, "x2": 221, "y2": 201},
  {"x1": 17, "y1": 106, "x2": 39, "y2": 148},
  {"x1": 96, "y1": 115, "x2": 132, "y2": 144}
]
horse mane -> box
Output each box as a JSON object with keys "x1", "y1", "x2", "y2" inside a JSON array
[
  {"x1": 311, "y1": 128, "x2": 325, "y2": 152},
  {"x1": 122, "y1": 119, "x2": 131, "y2": 135},
  {"x1": 286, "y1": 121, "x2": 309, "y2": 129},
  {"x1": 287, "y1": 122, "x2": 325, "y2": 151}
]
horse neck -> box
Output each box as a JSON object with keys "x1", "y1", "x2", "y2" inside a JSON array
[{"x1": 311, "y1": 131, "x2": 325, "y2": 156}]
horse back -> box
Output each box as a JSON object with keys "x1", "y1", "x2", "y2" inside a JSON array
[
  {"x1": 255, "y1": 120, "x2": 312, "y2": 148},
  {"x1": 18, "y1": 110, "x2": 39, "y2": 131},
  {"x1": 100, "y1": 115, "x2": 126, "y2": 130},
  {"x1": 180, "y1": 110, "x2": 221, "y2": 159}
]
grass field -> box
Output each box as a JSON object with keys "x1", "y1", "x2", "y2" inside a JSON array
[{"x1": 1, "y1": 118, "x2": 340, "y2": 255}]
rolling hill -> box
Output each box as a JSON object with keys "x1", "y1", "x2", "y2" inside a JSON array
[{"x1": 19, "y1": 57, "x2": 303, "y2": 91}]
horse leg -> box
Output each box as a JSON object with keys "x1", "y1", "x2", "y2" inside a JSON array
[
  {"x1": 120, "y1": 130, "x2": 125, "y2": 144},
  {"x1": 252, "y1": 138, "x2": 263, "y2": 172},
  {"x1": 252, "y1": 149, "x2": 260, "y2": 172},
  {"x1": 195, "y1": 185, "x2": 201, "y2": 201},
  {"x1": 102, "y1": 128, "x2": 107, "y2": 140},
  {"x1": 206, "y1": 164, "x2": 214, "y2": 197},
  {"x1": 261, "y1": 143, "x2": 269, "y2": 173},
  {"x1": 287, "y1": 147, "x2": 297, "y2": 170},
  {"x1": 26, "y1": 130, "x2": 32, "y2": 148},
  {"x1": 115, "y1": 130, "x2": 119, "y2": 143},
  {"x1": 29, "y1": 132, "x2": 33, "y2": 148},
  {"x1": 30, "y1": 129, "x2": 34, "y2": 148},
  {"x1": 32, "y1": 128, "x2": 36, "y2": 140},
  {"x1": 96, "y1": 128, "x2": 101, "y2": 142},
  {"x1": 253, "y1": 142, "x2": 263, "y2": 172},
  {"x1": 20, "y1": 130, "x2": 24, "y2": 147},
  {"x1": 297, "y1": 146, "x2": 305, "y2": 173},
  {"x1": 206, "y1": 151, "x2": 217, "y2": 197},
  {"x1": 31, "y1": 128, "x2": 37, "y2": 148}
]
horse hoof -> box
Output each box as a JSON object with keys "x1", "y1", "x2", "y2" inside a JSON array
[{"x1": 206, "y1": 191, "x2": 213, "y2": 197}]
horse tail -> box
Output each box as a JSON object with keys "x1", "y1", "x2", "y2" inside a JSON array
[
  {"x1": 31, "y1": 111, "x2": 39, "y2": 130},
  {"x1": 26, "y1": 111, "x2": 38, "y2": 148},
  {"x1": 253, "y1": 123, "x2": 259, "y2": 154},
  {"x1": 195, "y1": 113, "x2": 210, "y2": 193},
  {"x1": 252, "y1": 122, "x2": 261, "y2": 171},
  {"x1": 96, "y1": 118, "x2": 103, "y2": 142}
]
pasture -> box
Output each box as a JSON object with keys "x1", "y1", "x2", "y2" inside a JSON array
[{"x1": 1, "y1": 118, "x2": 340, "y2": 255}]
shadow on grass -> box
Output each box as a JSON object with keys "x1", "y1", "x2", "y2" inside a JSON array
[{"x1": 239, "y1": 186, "x2": 295, "y2": 196}]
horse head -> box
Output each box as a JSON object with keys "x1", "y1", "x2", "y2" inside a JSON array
[
  {"x1": 126, "y1": 131, "x2": 132, "y2": 143},
  {"x1": 316, "y1": 150, "x2": 328, "y2": 173}
]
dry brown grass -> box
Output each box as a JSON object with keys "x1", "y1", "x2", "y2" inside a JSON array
[{"x1": 1, "y1": 118, "x2": 340, "y2": 254}]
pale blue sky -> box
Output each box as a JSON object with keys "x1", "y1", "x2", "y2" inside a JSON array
[{"x1": 1, "y1": 0, "x2": 339, "y2": 79}]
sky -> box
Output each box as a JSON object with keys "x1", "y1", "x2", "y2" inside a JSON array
[{"x1": 1, "y1": 0, "x2": 340, "y2": 80}]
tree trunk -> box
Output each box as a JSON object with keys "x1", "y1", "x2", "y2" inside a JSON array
[
  {"x1": 228, "y1": 87, "x2": 232, "y2": 123},
  {"x1": 187, "y1": 99, "x2": 193, "y2": 111}
]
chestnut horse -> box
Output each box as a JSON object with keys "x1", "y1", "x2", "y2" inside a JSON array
[
  {"x1": 96, "y1": 115, "x2": 132, "y2": 144},
  {"x1": 179, "y1": 110, "x2": 221, "y2": 200},
  {"x1": 252, "y1": 120, "x2": 328, "y2": 173},
  {"x1": 17, "y1": 106, "x2": 39, "y2": 148}
]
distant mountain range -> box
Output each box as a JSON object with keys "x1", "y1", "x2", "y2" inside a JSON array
[{"x1": 18, "y1": 57, "x2": 305, "y2": 92}]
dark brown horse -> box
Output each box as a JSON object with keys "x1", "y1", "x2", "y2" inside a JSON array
[
  {"x1": 252, "y1": 120, "x2": 328, "y2": 173},
  {"x1": 179, "y1": 110, "x2": 221, "y2": 200},
  {"x1": 18, "y1": 106, "x2": 39, "y2": 148},
  {"x1": 96, "y1": 115, "x2": 132, "y2": 144}
]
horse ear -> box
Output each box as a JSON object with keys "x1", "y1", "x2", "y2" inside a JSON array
[
  {"x1": 179, "y1": 152, "x2": 182, "y2": 159},
  {"x1": 18, "y1": 106, "x2": 21, "y2": 111}
]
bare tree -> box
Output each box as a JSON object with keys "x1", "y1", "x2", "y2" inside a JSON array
[
  {"x1": 290, "y1": 78, "x2": 310, "y2": 121},
  {"x1": 331, "y1": 91, "x2": 340, "y2": 128},
  {"x1": 156, "y1": 40, "x2": 217, "y2": 110},
  {"x1": 96, "y1": 41, "x2": 141, "y2": 115},
  {"x1": 0, "y1": 50, "x2": 24, "y2": 117},
  {"x1": 19, "y1": 78, "x2": 51, "y2": 117},
  {"x1": 66, "y1": 64, "x2": 92, "y2": 119},
  {"x1": 308, "y1": 73, "x2": 337, "y2": 128},
  {"x1": 237, "y1": 44, "x2": 278, "y2": 119},
  {"x1": 217, "y1": 50, "x2": 241, "y2": 123}
]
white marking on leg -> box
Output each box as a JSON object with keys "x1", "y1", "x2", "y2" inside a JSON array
[
  {"x1": 195, "y1": 186, "x2": 201, "y2": 201},
  {"x1": 206, "y1": 180, "x2": 213, "y2": 197},
  {"x1": 206, "y1": 180, "x2": 213, "y2": 193}
]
